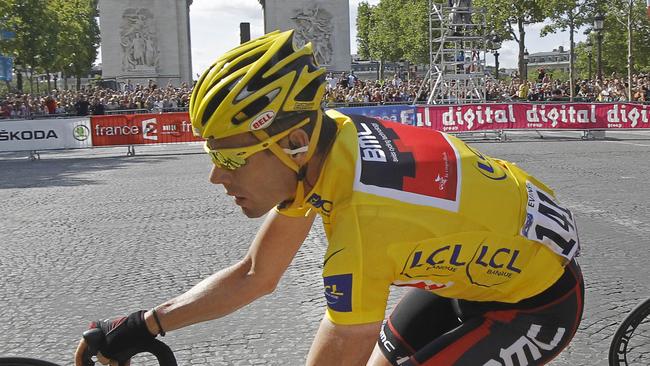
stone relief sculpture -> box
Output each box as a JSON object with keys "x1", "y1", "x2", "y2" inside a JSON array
[
  {"x1": 120, "y1": 8, "x2": 159, "y2": 71},
  {"x1": 290, "y1": 6, "x2": 333, "y2": 66}
]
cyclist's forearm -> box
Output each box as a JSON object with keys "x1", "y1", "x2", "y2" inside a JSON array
[{"x1": 143, "y1": 258, "x2": 271, "y2": 334}]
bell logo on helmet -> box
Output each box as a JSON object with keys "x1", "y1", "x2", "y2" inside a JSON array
[{"x1": 250, "y1": 111, "x2": 275, "y2": 130}]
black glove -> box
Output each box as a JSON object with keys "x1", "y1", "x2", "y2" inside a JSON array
[{"x1": 84, "y1": 310, "x2": 157, "y2": 364}]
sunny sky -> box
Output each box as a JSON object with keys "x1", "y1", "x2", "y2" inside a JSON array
[{"x1": 187, "y1": 0, "x2": 587, "y2": 76}]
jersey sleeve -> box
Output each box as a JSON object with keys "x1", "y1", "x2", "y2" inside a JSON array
[{"x1": 321, "y1": 205, "x2": 394, "y2": 325}]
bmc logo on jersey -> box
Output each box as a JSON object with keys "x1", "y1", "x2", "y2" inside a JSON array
[
  {"x1": 323, "y1": 274, "x2": 352, "y2": 312},
  {"x1": 353, "y1": 116, "x2": 460, "y2": 204},
  {"x1": 307, "y1": 193, "x2": 333, "y2": 215}
]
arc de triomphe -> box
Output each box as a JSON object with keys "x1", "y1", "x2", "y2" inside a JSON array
[
  {"x1": 259, "y1": 0, "x2": 351, "y2": 72},
  {"x1": 98, "y1": 0, "x2": 193, "y2": 86}
]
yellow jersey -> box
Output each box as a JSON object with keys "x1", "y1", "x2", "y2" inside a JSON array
[{"x1": 278, "y1": 110, "x2": 580, "y2": 325}]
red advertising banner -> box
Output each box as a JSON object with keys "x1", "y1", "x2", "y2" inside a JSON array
[
  {"x1": 416, "y1": 103, "x2": 650, "y2": 132},
  {"x1": 91, "y1": 113, "x2": 202, "y2": 146}
]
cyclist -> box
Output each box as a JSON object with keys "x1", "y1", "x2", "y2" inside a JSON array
[{"x1": 75, "y1": 30, "x2": 584, "y2": 366}]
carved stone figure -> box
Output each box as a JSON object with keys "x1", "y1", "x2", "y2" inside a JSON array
[
  {"x1": 120, "y1": 8, "x2": 159, "y2": 71},
  {"x1": 290, "y1": 6, "x2": 333, "y2": 66}
]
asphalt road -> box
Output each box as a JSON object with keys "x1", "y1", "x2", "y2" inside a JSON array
[{"x1": 1, "y1": 130, "x2": 649, "y2": 365}]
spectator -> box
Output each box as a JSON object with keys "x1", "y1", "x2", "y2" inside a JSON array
[
  {"x1": 90, "y1": 97, "x2": 105, "y2": 115},
  {"x1": 550, "y1": 88, "x2": 566, "y2": 101},
  {"x1": 74, "y1": 95, "x2": 90, "y2": 116},
  {"x1": 325, "y1": 72, "x2": 337, "y2": 90},
  {"x1": 518, "y1": 81, "x2": 530, "y2": 100},
  {"x1": 391, "y1": 73, "x2": 402, "y2": 88},
  {"x1": 338, "y1": 72, "x2": 349, "y2": 89},
  {"x1": 347, "y1": 71, "x2": 358, "y2": 88},
  {"x1": 0, "y1": 101, "x2": 10, "y2": 118},
  {"x1": 44, "y1": 96, "x2": 57, "y2": 114}
]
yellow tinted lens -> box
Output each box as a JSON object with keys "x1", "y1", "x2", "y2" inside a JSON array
[
  {"x1": 204, "y1": 143, "x2": 247, "y2": 170},
  {"x1": 210, "y1": 151, "x2": 246, "y2": 170}
]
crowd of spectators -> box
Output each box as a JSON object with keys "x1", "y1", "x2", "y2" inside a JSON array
[
  {"x1": 323, "y1": 72, "x2": 427, "y2": 105},
  {"x1": 1, "y1": 71, "x2": 649, "y2": 119},
  {"x1": 0, "y1": 80, "x2": 192, "y2": 119},
  {"x1": 486, "y1": 69, "x2": 650, "y2": 103}
]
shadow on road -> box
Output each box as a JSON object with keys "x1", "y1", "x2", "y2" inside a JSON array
[{"x1": 0, "y1": 153, "x2": 179, "y2": 189}]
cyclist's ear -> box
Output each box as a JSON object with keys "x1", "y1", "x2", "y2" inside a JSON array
[{"x1": 286, "y1": 128, "x2": 310, "y2": 160}]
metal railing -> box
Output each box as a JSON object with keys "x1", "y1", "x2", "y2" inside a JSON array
[{"x1": 324, "y1": 100, "x2": 421, "y2": 109}]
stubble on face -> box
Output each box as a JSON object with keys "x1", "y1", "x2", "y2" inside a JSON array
[{"x1": 232, "y1": 150, "x2": 297, "y2": 218}]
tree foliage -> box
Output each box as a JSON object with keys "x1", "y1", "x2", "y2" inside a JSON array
[
  {"x1": 573, "y1": 0, "x2": 650, "y2": 80},
  {"x1": 358, "y1": 0, "x2": 650, "y2": 86},
  {"x1": 541, "y1": 0, "x2": 591, "y2": 99},
  {"x1": 601, "y1": 9, "x2": 650, "y2": 75},
  {"x1": 368, "y1": 0, "x2": 406, "y2": 64},
  {"x1": 355, "y1": 0, "x2": 429, "y2": 75},
  {"x1": 356, "y1": 1, "x2": 373, "y2": 60},
  {"x1": 474, "y1": 0, "x2": 547, "y2": 80},
  {"x1": 398, "y1": 0, "x2": 429, "y2": 65},
  {"x1": 0, "y1": 0, "x2": 99, "y2": 91}
]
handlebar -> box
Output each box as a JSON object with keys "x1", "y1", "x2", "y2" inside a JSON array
[{"x1": 82, "y1": 328, "x2": 177, "y2": 366}]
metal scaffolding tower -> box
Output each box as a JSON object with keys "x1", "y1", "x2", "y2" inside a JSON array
[{"x1": 420, "y1": 1, "x2": 488, "y2": 104}]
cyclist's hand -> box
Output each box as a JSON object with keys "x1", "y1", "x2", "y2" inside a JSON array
[
  {"x1": 74, "y1": 310, "x2": 156, "y2": 366},
  {"x1": 75, "y1": 338, "x2": 131, "y2": 366}
]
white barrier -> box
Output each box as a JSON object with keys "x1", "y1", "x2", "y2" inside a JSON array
[{"x1": 0, "y1": 118, "x2": 92, "y2": 152}]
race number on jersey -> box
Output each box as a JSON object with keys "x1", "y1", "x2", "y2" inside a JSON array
[{"x1": 521, "y1": 181, "x2": 580, "y2": 261}]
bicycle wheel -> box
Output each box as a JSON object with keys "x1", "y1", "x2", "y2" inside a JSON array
[
  {"x1": 0, "y1": 359, "x2": 60, "y2": 366},
  {"x1": 609, "y1": 297, "x2": 650, "y2": 366}
]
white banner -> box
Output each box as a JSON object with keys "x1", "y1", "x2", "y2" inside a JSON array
[{"x1": 0, "y1": 118, "x2": 92, "y2": 152}]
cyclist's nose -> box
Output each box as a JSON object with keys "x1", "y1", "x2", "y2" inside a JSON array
[{"x1": 209, "y1": 165, "x2": 232, "y2": 185}]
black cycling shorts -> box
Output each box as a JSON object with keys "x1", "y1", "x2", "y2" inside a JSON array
[{"x1": 377, "y1": 259, "x2": 584, "y2": 366}]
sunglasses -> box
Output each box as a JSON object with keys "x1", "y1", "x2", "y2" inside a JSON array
[{"x1": 203, "y1": 117, "x2": 310, "y2": 170}]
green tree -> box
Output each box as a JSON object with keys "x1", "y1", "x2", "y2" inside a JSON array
[
  {"x1": 356, "y1": 0, "x2": 429, "y2": 78},
  {"x1": 1, "y1": 0, "x2": 51, "y2": 92},
  {"x1": 603, "y1": 0, "x2": 650, "y2": 97},
  {"x1": 541, "y1": 0, "x2": 591, "y2": 100},
  {"x1": 474, "y1": 0, "x2": 547, "y2": 81},
  {"x1": 397, "y1": 0, "x2": 429, "y2": 65},
  {"x1": 0, "y1": 0, "x2": 99, "y2": 92},
  {"x1": 368, "y1": 0, "x2": 405, "y2": 79},
  {"x1": 58, "y1": 0, "x2": 100, "y2": 90},
  {"x1": 356, "y1": 1, "x2": 373, "y2": 60}
]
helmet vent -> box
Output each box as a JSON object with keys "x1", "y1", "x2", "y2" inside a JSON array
[
  {"x1": 229, "y1": 51, "x2": 265, "y2": 76},
  {"x1": 232, "y1": 94, "x2": 272, "y2": 125},
  {"x1": 295, "y1": 74, "x2": 324, "y2": 101},
  {"x1": 201, "y1": 76, "x2": 242, "y2": 125}
]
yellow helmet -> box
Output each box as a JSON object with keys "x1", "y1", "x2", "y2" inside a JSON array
[{"x1": 190, "y1": 30, "x2": 326, "y2": 139}]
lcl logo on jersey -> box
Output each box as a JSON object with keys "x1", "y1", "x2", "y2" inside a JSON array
[
  {"x1": 402, "y1": 244, "x2": 523, "y2": 285},
  {"x1": 323, "y1": 274, "x2": 352, "y2": 312}
]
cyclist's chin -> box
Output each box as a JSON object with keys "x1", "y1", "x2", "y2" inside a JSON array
[
  {"x1": 239, "y1": 202, "x2": 273, "y2": 218},
  {"x1": 241, "y1": 207, "x2": 266, "y2": 218}
]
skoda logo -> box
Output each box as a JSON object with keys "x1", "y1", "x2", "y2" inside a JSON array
[{"x1": 73, "y1": 125, "x2": 90, "y2": 141}]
